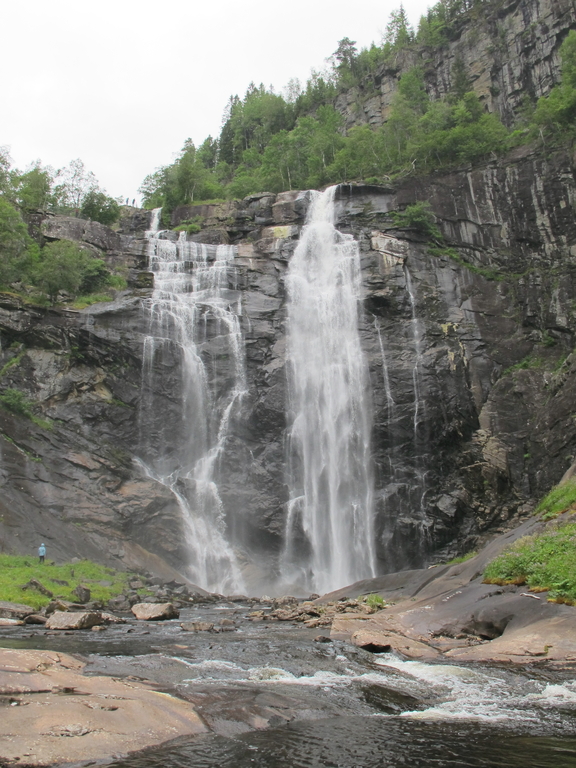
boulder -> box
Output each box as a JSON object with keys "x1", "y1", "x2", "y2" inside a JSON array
[
  {"x1": 21, "y1": 579, "x2": 53, "y2": 598},
  {"x1": 24, "y1": 614, "x2": 47, "y2": 625},
  {"x1": 0, "y1": 601, "x2": 35, "y2": 620},
  {"x1": 131, "y1": 602, "x2": 179, "y2": 621},
  {"x1": 45, "y1": 611, "x2": 103, "y2": 630},
  {"x1": 350, "y1": 628, "x2": 440, "y2": 660},
  {"x1": 0, "y1": 618, "x2": 24, "y2": 626},
  {"x1": 107, "y1": 596, "x2": 131, "y2": 612},
  {"x1": 45, "y1": 600, "x2": 72, "y2": 615},
  {"x1": 100, "y1": 612, "x2": 126, "y2": 624},
  {"x1": 73, "y1": 584, "x2": 91, "y2": 603}
]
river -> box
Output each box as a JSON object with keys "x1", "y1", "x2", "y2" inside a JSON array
[{"x1": 2, "y1": 602, "x2": 576, "y2": 767}]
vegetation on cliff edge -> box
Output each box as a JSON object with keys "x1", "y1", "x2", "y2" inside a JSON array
[
  {"x1": 483, "y1": 518, "x2": 576, "y2": 605},
  {"x1": 137, "y1": 8, "x2": 576, "y2": 218},
  {"x1": 483, "y1": 480, "x2": 576, "y2": 604}
]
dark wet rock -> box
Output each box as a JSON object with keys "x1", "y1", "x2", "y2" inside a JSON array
[
  {"x1": 131, "y1": 602, "x2": 179, "y2": 621},
  {"x1": 179, "y1": 686, "x2": 352, "y2": 738},
  {"x1": 21, "y1": 579, "x2": 53, "y2": 598},
  {"x1": 72, "y1": 584, "x2": 91, "y2": 603},
  {"x1": 359, "y1": 683, "x2": 423, "y2": 714}
]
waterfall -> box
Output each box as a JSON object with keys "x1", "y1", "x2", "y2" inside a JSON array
[
  {"x1": 404, "y1": 264, "x2": 429, "y2": 512},
  {"x1": 139, "y1": 209, "x2": 245, "y2": 593},
  {"x1": 282, "y1": 186, "x2": 376, "y2": 594}
]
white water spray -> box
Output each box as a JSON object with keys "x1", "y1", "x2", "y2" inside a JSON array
[
  {"x1": 139, "y1": 209, "x2": 245, "y2": 593},
  {"x1": 282, "y1": 187, "x2": 376, "y2": 594}
]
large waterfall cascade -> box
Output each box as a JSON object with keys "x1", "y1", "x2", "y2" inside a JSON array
[
  {"x1": 140, "y1": 209, "x2": 245, "y2": 593},
  {"x1": 282, "y1": 187, "x2": 377, "y2": 594}
]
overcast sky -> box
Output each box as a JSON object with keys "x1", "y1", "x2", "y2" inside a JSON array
[{"x1": 3, "y1": 0, "x2": 433, "y2": 202}]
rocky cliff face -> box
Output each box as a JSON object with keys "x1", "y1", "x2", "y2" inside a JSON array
[
  {"x1": 1, "y1": 139, "x2": 574, "y2": 590},
  {"x1": 335, "y1": 0, "x2": 576, "y2": 130}
]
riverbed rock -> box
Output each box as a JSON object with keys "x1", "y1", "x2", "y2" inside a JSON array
[
  {"x1": 131, "y1": 602, "x2": 179, "y2": 621},
  {"x1": 180, "y1": 621, "x2": 214, "y2": 632},
  {"x1": 0, "y1": 601, "x2": 35, "y2": 620},
  {"x1": 350, "y1": 628, "x2": 441, "y2": 660},
  {"x1": 45, "y1": 611, "x2": 103, "y2": 630},
  {"x1": 24, "y1": 614, "x2": 47, "y2": 625},
  {"x1": 0, "y1": 648, "x2": 207, "y2": 766},
  {"x1": 0, "y1": 618, "x2": 24, "y2": 626},
  {"x1": 327, "y1": 516, "x2": 576, "y2": 664}
]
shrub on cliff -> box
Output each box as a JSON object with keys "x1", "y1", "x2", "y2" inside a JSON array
[
  {"x1": 33, "y1": 240, "x2": 111, "y2": 304},
  {"x1": 532, "y1": 30, "x2": 576, "y2": 138},
  {"x1": 80, "y1": 189, "x2": 121, "y2": 225},
  {"x1": 0, "y1": 199, "x2": 38, "y2": 287}
]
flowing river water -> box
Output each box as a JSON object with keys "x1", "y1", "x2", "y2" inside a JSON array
[{"x1": 2, "y1": 604, "x2": 576, "y2": 767}]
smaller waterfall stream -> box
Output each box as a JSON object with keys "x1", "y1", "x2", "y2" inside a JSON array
[
  {"x1": 139, "y1": 210, "x2": 245, "y2": 593},
  {"x1": 282, "y1": 187, "x2": 376, "y2": 594}
]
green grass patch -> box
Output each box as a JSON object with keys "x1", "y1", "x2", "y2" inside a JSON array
[
  {"x1": 362, "y1": 593, "x2": 386, "y2": 608},
  {"x1": 428, "y1": 246, "x2": 503, "y2": 281},
  {"x1": 445, "y1": 551, "x2": 477, "y2": 565},
  {"x1": 0, "y1": 555, "x2": 140, "y2": 610},
  {"x1": 174, "y1": 223, "x2": 202, "y2": 234},
  {"x1": 0, "y1": 388, "x2": 52, "y2": 430},
  {"x1": 535, "y1": 480, "x2": 576, "y2": 520},
  {"x1": 0, "y1": 350, "x2": 25, "y2": 379},
  {"x1": 483, "y1": 521, "x2": 576, "y2": 604},
  {"x1": 71, "y1": 294, "x2": 114, "y2": 309},
  {"x1": 501, "y1": 355, "x2": 545, "y2": 377},
  {"x1": 107, "y1": 275, "x2": 128, "y2": 290}
]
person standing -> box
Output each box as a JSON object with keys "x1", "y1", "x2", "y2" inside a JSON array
[{"x1": 38, "y1": 543, "x2": 46, "y2": 564}]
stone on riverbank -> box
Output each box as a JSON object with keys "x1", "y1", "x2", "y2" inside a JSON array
[
  {"x1": 45, "y1": 611, "x2": 103, "y2": 630},
  {"x1": 0, "y1": 601, "x2": 35, "y2": 620},
  {"x1": 131, "y1": 602, "x2": 179, "y2": 621}
]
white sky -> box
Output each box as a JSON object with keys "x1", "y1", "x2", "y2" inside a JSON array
[{"x1": 2, "y1": 0, "x2": 433, "y2": 202}]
